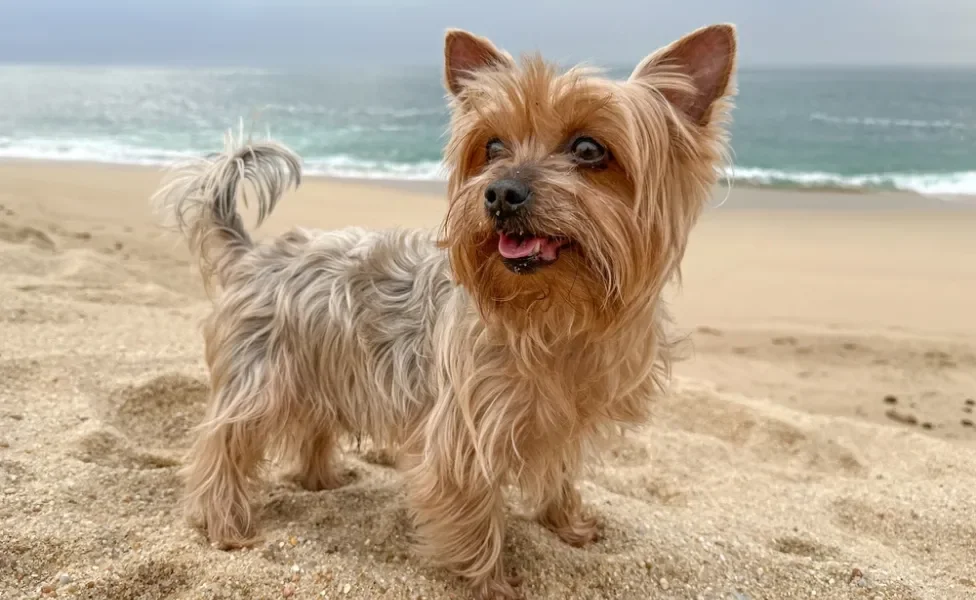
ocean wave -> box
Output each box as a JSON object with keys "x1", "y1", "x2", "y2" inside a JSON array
[
  {"x1": 303, "y1": 155, "x2": 445, "y2": 181},
  {"x1": 259, "y1": 104, "x2": 445, "y2": 119},
  {"x1": 0, "y1": 136, "x2": 445, "y2": 179},
  {"x1": 352, "y1": 107, "x2": 445, "y2": 118},
  {"x1": 810, "y1": 112, "x2": 969, "y2": 130},
  {"x1": 730, "y1": 166, "x2": 976, "y2": 197},
  {"x1": 0, "y1": 136, "x2": 199, "y2": 165}
]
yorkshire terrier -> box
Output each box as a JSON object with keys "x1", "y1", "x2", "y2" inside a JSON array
[{"x1": 153, "y1": 23, "x2": 736, "y2": 600}]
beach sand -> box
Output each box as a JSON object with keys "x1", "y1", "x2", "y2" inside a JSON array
[{"x1": 1, "y1": 160, "x2": 975, "y2": 600}]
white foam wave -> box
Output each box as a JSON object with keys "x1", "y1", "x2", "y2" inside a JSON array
[
  {"x1": 730, "y1": 166, "x2": 976, "y2": 197},
  {"x1": 303, "y1": 155, "x2": 446, "y2": 181},
  {"x1": 810, "y1": 112, "x2": 969, "y2": 130},
  {"x1": 0, "y1": 136, "x2": 198, "y2": 165},
  {"x1": 0, "y1": 136, "x2": 446, "y2": 180}
]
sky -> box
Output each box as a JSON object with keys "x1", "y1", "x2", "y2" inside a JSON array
[{"x1": 1, "y1": 0, "x2": 975, "y2": 67}]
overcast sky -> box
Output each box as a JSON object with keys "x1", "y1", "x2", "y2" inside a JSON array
[{"x1": 2, "y1": 0, "x2": 975, "y2": 67}]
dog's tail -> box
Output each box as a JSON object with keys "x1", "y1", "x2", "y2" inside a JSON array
[{"x1": 152, "y1": 130, "x2": 302, "y2": 290}]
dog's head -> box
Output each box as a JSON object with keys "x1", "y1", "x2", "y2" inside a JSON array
[{"x1": 440, "y1": 25, "x2": 736, "y2": 334}]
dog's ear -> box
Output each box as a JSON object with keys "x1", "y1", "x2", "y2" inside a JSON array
[
  {"x1": 630, "y1": 24, "x2": 736, "y2": 125},
  {"x1": 444, "y1": 29, "x2": 514, "y2": 96}
]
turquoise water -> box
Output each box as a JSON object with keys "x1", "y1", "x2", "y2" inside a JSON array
[{"x1": 1, "y1": 65, "x2": 974, "y2": 197}]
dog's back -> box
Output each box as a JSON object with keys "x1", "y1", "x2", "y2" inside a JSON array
[{"x1": 206, "y1": 224, "x2": 454, "y2": 442}]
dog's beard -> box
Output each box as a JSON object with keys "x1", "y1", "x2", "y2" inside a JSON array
[
  {"x1": 442, "y1": 136, "x2": 644, "y2": 336},
  {"x1": 444, "y1": 187, "x2": 633, "y2": 336}
]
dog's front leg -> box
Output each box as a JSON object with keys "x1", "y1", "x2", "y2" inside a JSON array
[
  {"x1": 403, "y1": 413, "x2": 520, "y2": 599},
  {"x1": 535, "y1": 468, "x2": 602, "y2": 548},
  {"x1": 406, "y1": 467, "x2": 518, "y2": 599}
]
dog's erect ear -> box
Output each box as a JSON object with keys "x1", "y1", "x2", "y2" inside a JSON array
[
  {"x1": 630, "y1": 24, "x2": 736, "y2": 125},
  {"x1": 444, "y1": 29, "x2": 513, "y2": 96}
]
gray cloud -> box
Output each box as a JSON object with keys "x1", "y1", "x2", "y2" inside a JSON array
[{"x1": 1, "y1": 0, "x2": 974, "y2": 66}]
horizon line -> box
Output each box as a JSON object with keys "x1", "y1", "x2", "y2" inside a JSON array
[{"x1": 2, "y1": 59, "x2": 976, "y2": 71}]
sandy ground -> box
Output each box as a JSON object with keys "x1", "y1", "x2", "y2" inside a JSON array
[{"x1": 1, "y1": 160, "x2": 974, "y2": 600}]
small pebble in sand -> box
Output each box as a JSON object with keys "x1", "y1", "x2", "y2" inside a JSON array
[
  {"x1": 58, "y1": 573, "x2": 72, "y2": 586},
  {"x1": 342, "y1": 583, "x2": 351, "y2": 594},
  {"x1": 883, "y1": 395, "x2": 898, "y2": 405},
  {"x1": 39, "y1": 584, "x2": 55, "y2": 595},
  {"x1": 659, "y1": 577, "x2": 669, "y2": 590},
  {"x1": 885, "y1": 408, "x2": 917, "y2": 426},
  {"x1": 291, "y1": 564, "x2": 301, "y2": 573},
  {"x1": 282, "y1": 583, "x2": 296, "y2": 597}
]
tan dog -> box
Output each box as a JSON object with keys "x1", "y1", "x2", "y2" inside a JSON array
[{"x1": 153, "y1": 23, "x2": 736, "y2": 600}]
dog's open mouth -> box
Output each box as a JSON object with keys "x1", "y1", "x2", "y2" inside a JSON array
[{"x1": 496, "y1": 232, "x2": 571, "y2": 274}]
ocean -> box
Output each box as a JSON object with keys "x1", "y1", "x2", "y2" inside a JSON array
[{"x1": 1, "y1": 64, "x2": 974, "y2": 198}]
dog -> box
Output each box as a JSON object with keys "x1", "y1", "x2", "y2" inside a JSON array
[{"x1": 153, "y1": 23, "x2": 736, "y2": 600}]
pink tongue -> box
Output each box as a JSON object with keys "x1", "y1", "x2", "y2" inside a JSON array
[{"x1": 498, "y1": 234, "x2": 560, "y2": 260}]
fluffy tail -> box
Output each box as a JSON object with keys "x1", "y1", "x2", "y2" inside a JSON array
[{"x1": 152, "y1": 132, "x2": 302, "y2": 290}]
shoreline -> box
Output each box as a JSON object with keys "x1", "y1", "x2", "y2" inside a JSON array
[{"x1": 1, "y1": 157, "x2": 974, "y2": 210}]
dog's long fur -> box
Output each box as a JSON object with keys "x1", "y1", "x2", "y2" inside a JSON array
[{"x1": 156, "y1": 24, "x2": 737, "y2": 600}]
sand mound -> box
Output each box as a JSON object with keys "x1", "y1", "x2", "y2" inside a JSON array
[{"x1": 108, "y1": 374, "x2": 210, "y2": 449}]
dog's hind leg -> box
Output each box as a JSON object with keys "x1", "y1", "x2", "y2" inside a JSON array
[
  {"x1": 182, "y1": 322, "x2": 283, "y2": 549},
  {"x1": 182, "y1": 382, "x2": 269, "y2": 549},
  {"x1": 289, "y1": 426, "x2": 345, "y2": 492}
]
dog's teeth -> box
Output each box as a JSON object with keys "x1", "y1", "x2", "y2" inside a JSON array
[{"x1": 495, "y1": 210, "x2": 501, "y2": 217}]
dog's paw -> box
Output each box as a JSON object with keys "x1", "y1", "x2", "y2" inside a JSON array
[
  {"x1": 292, "y1": 472, "x2": 343, "y2": 492},
  {"x1": 187, "y1": 506, "x2": 261, "y2": 550},
  {"x1": 287, "y1": 466, "x2": 356, "y2": 492},
  {"x1": 473, "y1": 575, "x2": 523, "y2": 600},
  {"x1": 204, "y1": 525, "x2": 262, "y2": 550},
  {"x1": 546, "y1": 513, "x2": 603, "y2": 548},
  {"x1": 211, "y1": 535, "x2": 261, "y2": 551}
]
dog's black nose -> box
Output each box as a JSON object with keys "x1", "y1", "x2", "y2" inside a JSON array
[{"x1": 484, "y1": 178, "x2": 531, "y2": 217}]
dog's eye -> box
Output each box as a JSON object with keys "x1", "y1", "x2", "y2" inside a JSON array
[
  {"x1": 486, "y1": 138, "x2": 506, "y2": 162},
  {"x1": 570, "y1": 136, "x2": 608, "y2": 167}
]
